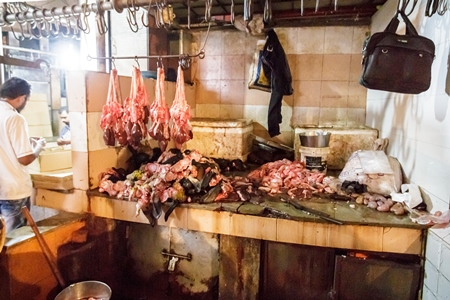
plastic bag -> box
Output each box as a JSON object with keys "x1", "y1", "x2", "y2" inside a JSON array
[
  {"x1": 339, "y1": 150, "x2": 402, "y2": 196},
  {"x1": 248, "y1": 40, "x2": 271, "y2": 92}
]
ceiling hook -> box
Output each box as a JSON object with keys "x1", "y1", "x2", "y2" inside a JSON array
[
  {"x1": 141, "y1": 0, "x2": 152, "y2": 27},
  {"x1": 78, "y1": 1, "x2": 91, "y2": 34},
  {"x1": 135, "y1": 56, "x2": 140, "y2": 68},
  {"x1": 11, "y1": 12, "x2": 26, "y2": 41},
  {"x1": 111, "y1": 57, "x2": 117, "y2": 70}
]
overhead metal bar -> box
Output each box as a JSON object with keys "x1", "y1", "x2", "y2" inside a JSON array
[{"x1": 0, "y1": 0, "x2": 186, "y2": 24}]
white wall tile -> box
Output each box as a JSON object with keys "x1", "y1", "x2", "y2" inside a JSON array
[
  {"x1": 196, "y1": 104, "x2": 221, "y2": 118},
  {"x1": 274, "y1": 28, "x2": 298, "y2": 55},
  {"x1": 440, "y1": 242, "x2": 450, "y2": 281},
  {"x1": 351, "y1": 27, "x2": 369, "y2": 54},
  {"x1": 437, "y1": 273, "x2": 450, "y2": 300},
  {"x1": 297, "y1": 27, "x2": 325, "y2": 54},
  {"x1": 427, "y1": 232, "x2": 443, "y2": 268},
  {"x1": 424, "y1": 259, "x2": 440, "y2": 294},
  {"x1": 324, "y1": 27, "x2": 354, "y2": 54},
  {"x1": 422, "y1": 285, "x2": 438, "y2": 300}
]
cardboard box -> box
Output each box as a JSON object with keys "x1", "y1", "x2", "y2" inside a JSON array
[
  {"x1": 185, "y1": 118, "x2": 253, "y2": 161},
  {"x1": 29, "y1": 149, "x2": 72, "y2": 173}
]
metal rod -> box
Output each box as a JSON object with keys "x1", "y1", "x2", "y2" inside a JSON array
[
  {"x1": 87, "y1": 49, "x2": 205, "y2": 61},
  {"x1": 161, "y1": 250, "x2": 192, "y2": 261},
  {"x1": 2, "y1": 45, "x2": 60, "y2": 57},
  {"x1": 3, "y1": 3, "x2": 107, "y2": 24},
  {"x1": 1, "y1": 0, "x2": 185, "y2": 24}
]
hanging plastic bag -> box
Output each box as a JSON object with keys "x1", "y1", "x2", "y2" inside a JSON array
[{"x1": 248, "y1": 40, "x2": 271, "y2": 92}]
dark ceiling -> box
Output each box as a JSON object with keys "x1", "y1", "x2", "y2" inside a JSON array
[
  {"x1": 169, "y1": 0, "x2": 388, "y2": 27},
  {"x1": 5, "y1": 0, "x2": 388, "y2": 32}
]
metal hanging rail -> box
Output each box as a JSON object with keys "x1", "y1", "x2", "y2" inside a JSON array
[
  {"x1": 87, "y1": 49, "x2": 205, "y2": 69},
  {"x1": 87, "y1": 51, "x2": 205, "y2": 61},
  {"x1": 0, "y1": 0, "x2": 182, "y2": 24}
]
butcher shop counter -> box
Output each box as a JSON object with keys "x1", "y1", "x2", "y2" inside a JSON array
[{"x1": 35, "y1": 187, "x2": 428, "y2": 256}]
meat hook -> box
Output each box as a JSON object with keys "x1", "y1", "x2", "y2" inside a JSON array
[
  {"x1": 157, "y1": 56, "x2": 164, "y2": 69},
  {"x1": 141, "y1": 0, "x2": 152, "y2": 27},
  {"x1": 95, "y1": 0, "x2": 109, "y2": 35},
  {"x1": 263, "y1": 0, "x2": 272, "y2": 23},
  {"x1": 77, "y1": 1, "x2": 91, "y2": 34},
  {"x1": 134, "y1": 56, "x2": 140, "y2": 68},
  {"x1": 205, "y1": 0, "x2": 212, "y2": 22},
  {"x1": 31, "y1": 10, "x2": 43, "y2": 39},
  {"x1": 126, "y1": 0, "x2": 139, "y2": 32},
  {"x1": 111, "y1": 57, "x2": 117, "y2": 70},
  {"x1": 50, "y1": 8, "x2": 61, "y2": 38},
  {"x1": 11, "y1": 12, "x2": 25, "y2": 41},
  {"x1": 230, "y1": 0, "x2": 235, "y2": 24},
  {"x1": 187, "y1": 0, "x2": 190, "y2": 29},
  {"x1": 244, "y1": 0, "x2": 253, "y2": 21}
]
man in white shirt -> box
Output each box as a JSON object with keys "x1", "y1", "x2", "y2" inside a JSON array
[{"x1": 0, "y1": 77, "x2": 46, "y2": 232}]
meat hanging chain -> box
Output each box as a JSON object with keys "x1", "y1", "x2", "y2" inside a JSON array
[
  {"x1": 149, "y1": 67, "x2": 171, "y2": 151},
  {"x1": 170, "y1": 65, "x2": 193, "y2": 149},
  {"x1": 100, "y1": 69, "x2": 126, "y2": 146}
]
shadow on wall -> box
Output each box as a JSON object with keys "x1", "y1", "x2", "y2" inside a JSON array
[{"x1": 0, "y1": 253, "x2": 48, "y2": 300}]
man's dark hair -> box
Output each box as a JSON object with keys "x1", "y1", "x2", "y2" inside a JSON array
[{"x1": 0, "y1": 77, "x2": 31, "y2": 99}]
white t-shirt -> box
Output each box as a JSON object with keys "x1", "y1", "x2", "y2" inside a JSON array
[{"x1": 0, "y1": 101, "x2": 33, "y2": 200}]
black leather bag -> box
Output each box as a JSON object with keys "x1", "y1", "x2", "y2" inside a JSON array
[{"x1": 360, "y1": 10, "x2": 435, "y2": 94}]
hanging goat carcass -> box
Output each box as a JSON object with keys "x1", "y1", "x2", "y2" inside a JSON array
[{"x1": 170, "y1": 65, "x2": 193, "y2": 149}]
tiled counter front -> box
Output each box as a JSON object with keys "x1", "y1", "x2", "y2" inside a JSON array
[{"x1": 35, "y1": 189, "x2": 426, "y2": 256}]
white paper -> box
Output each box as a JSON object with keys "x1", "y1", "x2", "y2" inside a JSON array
[
  {"x1": 390, "y1": 183, "x2": 423, "y2": 208},
  {"x1": 357, "y1": 150, "x2": 393, "y2": 174}
]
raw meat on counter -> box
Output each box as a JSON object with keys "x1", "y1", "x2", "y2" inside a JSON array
[
  {"x1": 149, "y1": 67, "x2": 171, "y2": 151},
  {"x1": 248, "y1": 159, "x2": 329, "y2": 199},
  {"x1": 170, "y1": 65, "x2": 193, "y2": 149},
  {"x1": 98, "y1": 152, "x2": 334, "y2": 221},
  {"x1": 100, "y1": 69, "x2": 127, "y2": 146}
]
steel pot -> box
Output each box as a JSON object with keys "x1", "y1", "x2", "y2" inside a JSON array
[
  {"x1": 54, "y1": 280, "x2": 111, "y2": 300},
  {"x1": 299, "y1": 131, "x2": 331, "y2": 148}
]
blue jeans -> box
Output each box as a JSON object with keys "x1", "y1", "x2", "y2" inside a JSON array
[{"x1": 0, "y1": 197, "x2": 30, "y2": 233}]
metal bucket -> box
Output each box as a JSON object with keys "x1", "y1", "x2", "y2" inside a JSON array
[
  {"x1": 299, "y1": 131, "x2": 331, "y2": 148},
  {"x1": 54, "y1": 281, "x2": 111, "y2": 300}
]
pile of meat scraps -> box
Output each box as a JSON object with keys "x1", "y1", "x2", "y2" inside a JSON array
[{"x1": 99, "y1": 154, "x2": 332, "y2": 218}]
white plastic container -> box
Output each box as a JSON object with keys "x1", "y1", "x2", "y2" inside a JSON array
[{"x1": 299, "y1": 146, "x2": 330, "y2": 173}]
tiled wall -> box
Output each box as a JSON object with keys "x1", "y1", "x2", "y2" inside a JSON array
[
  {"x1": 190, "y1": 26, "x2": 368, "y2": 146},
  {"x1": 365, "y1": 0, "x2": 450, "y2": 298}
]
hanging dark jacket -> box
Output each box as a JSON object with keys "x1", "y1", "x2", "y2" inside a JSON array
[{"x1": 262, "y1": 29, "x2": 293, "y2": 137}]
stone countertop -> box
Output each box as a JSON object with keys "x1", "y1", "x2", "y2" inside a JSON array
[
  {"x1": 166, "y1": 195, "x2": 427, "y2": 230},
  {"x1": 86, "y1": 187, "x2": 428, "y2": 230}
]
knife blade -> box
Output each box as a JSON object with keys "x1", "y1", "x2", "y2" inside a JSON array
[{"x1": 287, "y1": 199, "x2": 343, "y2": 225}]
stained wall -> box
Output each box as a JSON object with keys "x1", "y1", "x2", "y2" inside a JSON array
[{"x1": 190, "y1": 26, "x2": 368, "y2": 146}]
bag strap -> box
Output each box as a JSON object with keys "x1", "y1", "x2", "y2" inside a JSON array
[{"x1": 384, "y1": 10, "x2": 419, "y2": 36}]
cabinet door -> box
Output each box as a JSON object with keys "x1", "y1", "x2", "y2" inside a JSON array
[
  {"x1": 260, "y1": 242, "x2": 335, "y2": 300},
  {"x1": 333, "y1": 255, "x2": 421, "y2": 300}
]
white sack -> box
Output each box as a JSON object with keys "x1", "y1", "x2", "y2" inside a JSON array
[{"x1": 339, "y1": 150, "x2": 402, "y2": 196}]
